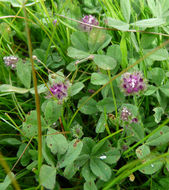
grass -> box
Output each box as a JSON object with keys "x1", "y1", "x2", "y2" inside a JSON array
[{"x1": 0, "y1": 0, "x2": 169, "y2": 189}]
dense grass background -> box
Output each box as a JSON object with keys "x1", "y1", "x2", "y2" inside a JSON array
[{"x1": 0, "y1": 0, "x2": 169, "y2": 189}]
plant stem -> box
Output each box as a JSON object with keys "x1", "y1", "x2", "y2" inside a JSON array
[
  {"x1": 107, "y1": 70, "x2": 118, "y2": 130},
  {"x1": 0, "y1": 152, "x2": 21, "y2": 190},
  {"x1": 23, "y1": 8, "x2": 42, "y2": 172}
]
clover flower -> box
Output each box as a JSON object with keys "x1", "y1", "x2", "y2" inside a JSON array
[
  {"x1": 121, "y1": 71, "x2": 147, "y2": 95},
  {"x1": 131, "y1": 118, "x2": 138, "y2": 123},
  {"x1": 120, "y1": 107, "x2": 138, "y2": 124},
  {"x1": 71, "y1": 123, "x2": 84, "y2": 139},
  {"x1": 3, "y1": 56, "x2": 18, "y2": 69},
  {"x1": 48, "y1": 81, "x2": 70, "y2": 101},
  {"x1": 121, "y1": 107, "x2": 132, "y2": 121},
  {"x1": 81, "y1": 15, "x2": 99, "y2": 31}
]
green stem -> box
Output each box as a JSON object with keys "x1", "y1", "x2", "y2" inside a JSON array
[
  {"x1": 0, "y1": 152, "x2": 21, "y2": 190},
  {"x1": 107, "y1": 70, "x2": 118, "y2": 130},
  {"x1": 23, "y1": 8, "x2": 42, "y2": 172}
]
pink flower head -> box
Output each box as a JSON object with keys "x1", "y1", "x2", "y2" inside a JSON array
[
  {"x1": 47, "y1": 81, "x2": 70, "y2": 101},
  {"x1": 121, "y1": 107, "x2": 132, "y2": 121},
  {"x1": 121, "y1": 71, "x2": 147, "y2": 95},
  {"x1": 3, "y1": 56, "x2": 18, "y2": 70},
  {"x1": 81, "y1": 15, "x2": 99, "y2": 31}
]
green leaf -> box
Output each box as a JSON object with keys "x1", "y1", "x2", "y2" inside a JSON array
[
  {"x1": 148, "y1": 67, "x2": 165, "y2": 86},
  {"x1": 107, "y1": 44, "x2": 122, "y2": 63},
  {"x1": 66, "y1": 61, "x2": 77, "y2": 72},
  {"x1": 59, "y1": 139, "x2": 83, "y2": 168},
  {"x1": 159, "y1": 84, "x2": 169, "y2": 97},
  {"x1": 127, "y1": 123, "x2": 145, "y2": 142},
  {"x1": 30, "y1": 84, "x2": 47, "y2": 94},
  {"x1": 44, "y1": 100, "x2": 62, "y2": 125},
  {"x1": 144, "y1": 48, "x2": 168, "y2": 61},
  {"x1": 120, "y1": 33, "x2": 128, "y2": 69},
  {"x1": 0, "y1": 172, "x2": 15, "y2": 190},
  {"x1": 91, "y1": 140, "x2": 111, "y2": 156},
  {"x1": 140, "y1": 34, "x2": 157, "y2": 49},
  {"x1": 103, "y1": 148, "x2": 121, "y2": 164},
  {"x1": 0, "y1": 138, "x2": 21, "y2": 145},
  {"x1": 46, "y1": 128, "x2": 68, "y2": 155},
  {"x1": 70, "y1": 82, "x2": 84, "y2": 96},
  {"x1": 144, "y1": 85, "x2": 157, "y2": 96},
  {"x1": 26, "y1": 160, "x2": 38, "y2": 170},
  {"x1": 94, "y1": 55, "x2": 117, "y2": 70},
  {"x1": 90, "y1": 158, "x2": 111, "y2": 181},
  {"x1": 82, "y1": 162, "x2": 96, "y2": 182},
  {"x1": 165, "y1": 148, "x2": 169, "y2": 171},
  {"x1": 71, "y1": 31, "x2": 88, "y2": 51},
  {"x1": 131, "y1": 32, "x2": 139, "y2": 52},
  {"x1": 139, "y1": 154, "x2": 164, "y2": 175},
  {"x1": 16, "y1": 60, "x2": 31, "y2": 89},
  {"x1": 97, "y1": 97, "x2": 115, "y2": 113},
  {"x1": 33, "y1": 48, "x2": 46, "y2": 62},
  {"x1": 81, "y1": 137, "x2": 96, "y2": 155},
  {"x1": 0, "y1": 84, "x2": 29, "y2": 94},
  {"x1": 147, "y1": 0, "x2": 158, "y2": 17},
  {"x1": 120, "y1": 0, "x2": 131, "y2": 23},
  {"x1": 158, "y1": 178, "x2": 169, "y2": 190},
  {"x1": 84, "y1": 181, "x2": 97, "y2": 190},
  {"x1": 96, "y1": 113, "x2": 107, "y2": 133},
  {"x1": 74, "y1": 154, "x2": 90, "y2": 168},
  {"x1": 0, "y1": 23, "x2": 11, "y2": 41},
  {"x1": 17, "y1": 143, "x2": 30, "y2": 166},
  {"x1": 67, "y1": 47, "x2": 90, "y2": 59},
  {"x1": 91, "y1": 73, "x2": 109, "y2": 85},
  {"x1": 64, "y1": 163, "x2": 78, "y2": 179},
  {"x1": 131, "y1": 18, "x2": 166, "y2": 28},
  {"x1": 48, "y1": 71, "x2": 65, "y2": 84},
  {"x1": 107, "y1": 17, "x2": 129, "y2": 31},
  {"x1": 22, "y1": 110, "x2": 46, "y2": 138},
  {"x1": 136, "y1": 145, "x2": 150, "y2": 159},
  {"x1": 78, "y1": 96, "x2": 98, "y2": 115},
  {"x1": 88, "y1": 29, "x2": 107, "y2": 53},
  {"x1": 3, "y1": 0, "x2": 40, "y2": 7},
  {"x1": 153, "y1": 107, "x2": 164, "y2": 123},
  {"x1": 98, "y1": 34, "x2": 112, "y2": 51},
  {"x1": 42, "y1": 136, "x2": 55, "y2": 167},
  {"x1": 146, "y1": 126, "x2": 169, "y2": 146},
  {"x1": 156, "y1": 90, "x2": 168, "y2": 110},
  {"x1": 40, "y1": 165, "x2": 56, "y2": 189}
]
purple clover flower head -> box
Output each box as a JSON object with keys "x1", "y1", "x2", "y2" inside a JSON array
[
  {"x1": 121, "y1": 107, "x2": 132, "y2": 121},
  {"x1": 48, "y1": 81, "x2": 70, "y2": 101},
  {"x1": 132, "y1": 118, "x2": 138, "y2": 123},
  {"x1": 81, "y1": 15, "x2": 99, "y2": 31},
  {"x1": 3, "y1": 56, "x2": 18, "y2": 70},
  {"x1": 121, "y1": 71, "x2": 147, "y2": 95}
]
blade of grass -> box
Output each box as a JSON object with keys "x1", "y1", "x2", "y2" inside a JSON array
[{"x1": 0, "y1": 152, "x2": 21, "y2": 190}]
